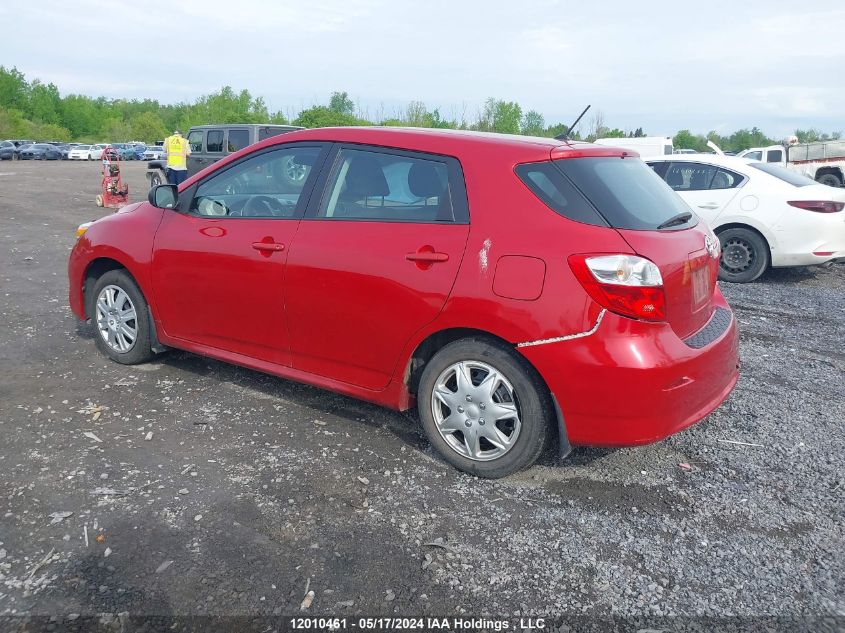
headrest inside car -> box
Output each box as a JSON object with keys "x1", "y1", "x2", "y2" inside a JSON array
[
  {"x1": 345, "y1": 156, "x2": 389, "y2": 197},
  {"x1": 408, "y1": 162, "x2": 444, "y2": 198}
]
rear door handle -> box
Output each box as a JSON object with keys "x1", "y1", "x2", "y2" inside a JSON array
[
  {"x1": 406, "y1": 251, "x2": 449, "y2": 263},
  {"x1": 698, "y1": 203, "x2": 720, "y2": 210},
  {"x1": 252, "y1": 242, "x2": 285, "y2": 253}
]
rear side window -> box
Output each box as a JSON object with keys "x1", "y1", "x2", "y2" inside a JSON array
[
  {"x1": 515, "y1": 162, "x2": 607, "y2": 226},
  {"x1": 206, "y1": 130, "x2": 224, "y2": 153},
  {"x1": 767, "y1": 149, "x2": 783, "y2": 163},
  {"x1": 552, "y1": 157, "x2": 696, "y2": 230},
  {"x1": 259, "y1": 127, "x2": 288, "y2": 141},
  {"x1": 227, "y1": 129, "x2": 249, "y2": 152}
]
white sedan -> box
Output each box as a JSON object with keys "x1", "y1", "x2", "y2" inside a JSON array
[
  {"x1": 647, "y1": 154, "x2": 845, "y2": 282},
  {"x1": 67, "y1": 145, "x2": 91, "y2": 160},
  {"x1": 87, "y1": 144, "x2": 107, "y2": 160}
]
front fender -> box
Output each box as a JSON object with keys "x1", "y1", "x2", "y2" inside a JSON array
[{"x1": 68, "y1": 205, "x2": 164, "y2": 320}]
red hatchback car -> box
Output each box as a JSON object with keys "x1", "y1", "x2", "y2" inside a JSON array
[{"x1": 69, "y1": 127, "x2": 739, "y2": 478}]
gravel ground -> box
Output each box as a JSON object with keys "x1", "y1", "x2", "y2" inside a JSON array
[{"x1": 0, "y1": 161, "x2": 843, "y2": 631}]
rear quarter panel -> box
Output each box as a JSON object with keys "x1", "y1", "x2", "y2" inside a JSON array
[{"x1": 390, "y1": 151, "x2": 635, "y2": 382}]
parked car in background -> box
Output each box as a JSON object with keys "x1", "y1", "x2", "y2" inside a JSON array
[
  {"x1": 594, "y1": 136, "x2": 674, "y2": 158},
  {"x1": 88, "y1": 144, "x2": 107, "y2": 160},
  {"x1": 68, "y1": 145, "x2": 91, "y2": 160},
  {"x1": 648, "y1": 154, "x2": 845, "y2": 282},
  {"x1": 56, "y1": 144, "x2": 74, "y2": 160},
  {"x1": 0, "y1": 140, "x2": 17, "y2": 160},
  {"x1": 142, "y1": 145, "x2": 165, "y2": 160},
  {"x1": 71, "y1": 127, "x2": 740, "y2": 478},
  {"x1": 108, "y1": 143, "x2": 136, "y2": 160},
  {"x1": 146, "y1": 123, "x2": 303, "y2": 187},
  {"x1": 131, "y1": 144, "x2": 147, "y2": 160},
  {"x1": 737, "y1": 140, "x2": 845, "y2": 188},
  {"x1": 19, "y1": 143, "x2": 62, "y2": 160}
]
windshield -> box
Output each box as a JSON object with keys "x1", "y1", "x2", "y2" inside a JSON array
[
  {"x1": 552, "y1": 157, "x2": 697, "y2": 230},
  {"x1": 33, "y1": 144, "x2": 51, "y2": 150},
  {"x1": 76, "y1": 145, "x2": 90, "y2": 150},
  {"x1": 749, "y1": 162, "x2": 816, "y2": 187}
]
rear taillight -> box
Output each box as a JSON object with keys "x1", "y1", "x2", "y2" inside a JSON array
[
  {"x1": 788, "y1": 200, "x2": 844, "y2": 213},
  {"x1": 569, "y1": 254, "x2": 666, "y2": 322}
]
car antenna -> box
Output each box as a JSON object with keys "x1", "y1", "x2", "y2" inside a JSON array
[{"x1": 555, "y1": 104, "x2": 591, "y2": 141}]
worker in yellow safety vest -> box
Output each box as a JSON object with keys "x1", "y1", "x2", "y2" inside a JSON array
[{"x1": 163, "y1": 129, "x2": 191, "y2": 186}]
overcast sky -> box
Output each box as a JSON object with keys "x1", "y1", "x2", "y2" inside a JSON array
[{"x1": 1, "y1": 0, "x2": 842, "y2": 138}]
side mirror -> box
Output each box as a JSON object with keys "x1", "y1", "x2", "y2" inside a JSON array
[{"x1": 148, "y1": 184, "x2": 178, "y2": 209}]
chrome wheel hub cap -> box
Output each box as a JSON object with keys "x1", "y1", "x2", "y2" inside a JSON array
[
  {"x1": 96, "y1": 285, "x2": 138, "y2": 353},
  {"x1": 430, "y1": 360, "x2": 522, "y2": 462}
]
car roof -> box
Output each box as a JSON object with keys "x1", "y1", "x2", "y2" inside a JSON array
[
  {"x1": 189, "y1": 124, "x2": 302, "y2": 130},
  {"x1": 249, "y1": 126, "x2": 625, "y2": 163}
]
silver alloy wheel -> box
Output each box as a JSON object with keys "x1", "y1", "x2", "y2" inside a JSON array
[
  {"x1": 284, "y1": 156, "x2": 307, "y2": 182},
  {"x1": 430, "y1": 360, "x2": 522, "y2": 462},
  {"x1": 95, "y1": 285, "x2": 138, "y2": 353}
]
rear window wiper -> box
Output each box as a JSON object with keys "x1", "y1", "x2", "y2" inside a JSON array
[{"x1": 656, "y1": 211, "x2": 693, "y2": 230}]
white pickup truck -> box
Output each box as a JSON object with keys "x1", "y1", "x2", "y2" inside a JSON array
[{"x1": 736, "y1": 140, "x2": 845, "y2": 187}]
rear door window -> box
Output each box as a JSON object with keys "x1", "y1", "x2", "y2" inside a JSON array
[
  {"x1": 665, "y1": 162, "x2": 717, "y2": 191},
  {"x1": 766, "y1": 149, "x2": 783, "y2": 163},
  {"x1": 316, "y1": 147, "x2": 467, "y2": 223},
  {"x1": 710, "y1": 168, "x2": 744, "y2": 189}
]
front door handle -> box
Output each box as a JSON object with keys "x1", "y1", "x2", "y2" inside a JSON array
[
  {"x1": 406, "y1": 251, "x2": 449, "y2": 263},
  {"x1": 698, "y1": 203, "x2": 720, "y2": 210},
  {"x1": 252, "y1": 242, "x2": 285, "y2": 253}
]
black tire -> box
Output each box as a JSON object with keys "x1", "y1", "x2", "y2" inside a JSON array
[
  {"x1": 417, "y1": 338, "x2": 552, "y2": 478},
  {"x1": 87, "y1": 270, "x2": 155, "y2": 365},
  {"x1": 717, "y1": 227, "x2": 769, "y2": 283},
  {"x1": 818, "y1": 173, "x2": 842, "y2": 188},
  {"x1": 149, "y1": 170, "x2": 166, "y2": 188}
]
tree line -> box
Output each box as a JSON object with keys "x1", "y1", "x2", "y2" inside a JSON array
[{"x1": 0, "y1": 66, "x2": 840, "y2": 152}]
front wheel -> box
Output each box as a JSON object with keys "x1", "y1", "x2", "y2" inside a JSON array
[
  {"x1": 417, "y1": 338, "x2": 552, "y2": 478},
  {"x1": 87, "y1": 270, "x2": 155, "y2": 365},
  {"x1": 148, "y1": 170, "x2": 166, "y2": 187},
  {"x1": 718, "y1": 227, "x2": 769, "y2": 283}
]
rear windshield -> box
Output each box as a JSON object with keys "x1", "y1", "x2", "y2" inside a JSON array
[
  {"x1": 517, "y1": 157, "x2": 696, "y2": 230},
  {"x1": 749, "y1": 162, "x2": 816, "y2": 187}
]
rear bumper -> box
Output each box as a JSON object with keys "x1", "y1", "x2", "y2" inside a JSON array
[
  {"x1": 771, "y1": 211, "x2": 845, "y2": 266},
  {"x1": 519, "y1": 293, "x2": 739, "y2": 446}
]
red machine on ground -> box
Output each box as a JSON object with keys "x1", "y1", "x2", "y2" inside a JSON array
[{"x1": 95, "y1": 147, "x2": 129, "y2": 208}]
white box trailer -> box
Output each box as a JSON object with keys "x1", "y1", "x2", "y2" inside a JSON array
[
  {"x1": 737, "y1": 141, "x2": 845, "y2": 187},
  {"x1": 593, "y1": 136, "x2": 674, "y2": 158}
]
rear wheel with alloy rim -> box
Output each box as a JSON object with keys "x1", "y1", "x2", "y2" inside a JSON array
[
  {"x1": 717, "y1": 227, "x2": 769, "y2": 283},
  {"x1": 418, "y1": 338, "x2": 552, "y2": 478},
  {"x1": 88, "y1": 270, "x2": 154, "y2": 365}
]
